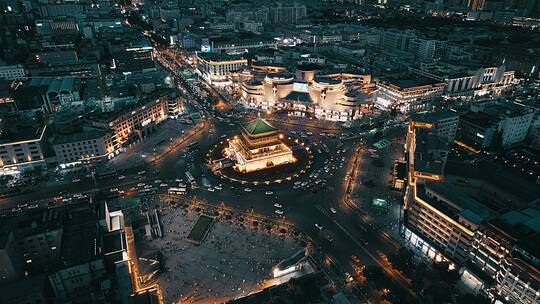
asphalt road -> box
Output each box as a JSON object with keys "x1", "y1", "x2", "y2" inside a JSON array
[{"x1": 0, "y1": 51, "x2": 413, "y2": 298}]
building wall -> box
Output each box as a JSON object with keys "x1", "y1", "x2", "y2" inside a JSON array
[
  {"x1": 17, "y1": 228, "x2": 63, "y2": 272},
  {"x1": 496, "y1": 258, "x2": 540, "y2": 304},
  {"x1": 0, "y1": 126, "x2": 47, "y2": 171},
  {"x1": 434, "y1": 116, "x2": 460, "y2": 142},
  {"x1": 53, "y1": 133, "x2": 115, "y2": 164},
  {"x1": 108, "y1": 98, "x2": 168, "y2": 145},
  {"x1": 48, "y1": 259, "x2": 106, "y2": 300},
  {"x1": 407, "y1": 187, "x2": 475, "y2": 264},
  {"x1": 498, "y1": 112, "x2": 534, "y2": 146},
  {"x1": 375, "y1": 82, "x2": 445, "y2": 113},
  {"x1": 196, "y1": 55, "x2": 248, "y2": 84}
]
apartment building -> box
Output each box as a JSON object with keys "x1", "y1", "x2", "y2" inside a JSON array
[
  {"x1": 196, "y1": 52, "x2": 248, "y2": 86},
  {"x1": 456, "y1": 101, "x2": 535, "y2": 151},
  {"x1": 0, "y1": 123, "x2": 47, "y2": 173},
  {"x1": 88, "y1": 98, "x2": 168, "y2": 146},
  {"x1": 410, "y1": 111, "x2": 460, "y2": 143},
  {"x1": 53, "y1": 129, "x2": 116, "y2": 165},
  {"x1": 405, "y1": 121, "x2": 540, "y2": 304}
]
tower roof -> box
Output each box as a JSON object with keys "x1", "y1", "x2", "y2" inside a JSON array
[{"x1": 241, "y1": 118, "x2": 277, "y2": 136}]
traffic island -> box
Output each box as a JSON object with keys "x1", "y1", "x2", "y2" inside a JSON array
[
  {"x1": 207, "y1": 118, "x2": 313, "y2": 185},
  {"x1": 207, "y1": 136, "x2": 313, "y2": 186}
]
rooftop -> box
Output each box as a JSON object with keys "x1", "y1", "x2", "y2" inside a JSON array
[
  {"x1": 413, "y1": 128, "x2": 449, "y2": 176},
  {"x1": 241, "y1": 118, "x2": 277, "y2": 136},
  {"x1": 283, "y1": 91, "x2": 311, "y2": 103},
  {"x1": 197, "y1": 52, "x2": 246, "y2": 62},
  {"x1": 410, "y1": 110, "x2": 460, "y2": 124},
  {"x1": 382, "y1": 75, "x2": 443, "y2": 88},
  {"x1": 425, "y1": 181, "x2": 496, "y2": 224},
  {"x1": 60, "y1": 206, "x2": 99, "y2": 266},
  {"x1": 53, "y1": 129, "x2": 110, "y2": 145},
  {"x1": 459, "y1": 111, "x2": 497, "y2": 129}
]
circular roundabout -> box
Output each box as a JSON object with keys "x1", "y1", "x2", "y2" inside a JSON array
[{"x1": 206, "y1": 133, "x2": 313, "y2": 186}]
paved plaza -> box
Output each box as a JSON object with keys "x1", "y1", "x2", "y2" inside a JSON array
[
  {"x1": 108, "y1": 119, "x2": 201, "y2": 171},
  {"x1": 140, "y1": 204, "x2": 304, "y2": 304}
]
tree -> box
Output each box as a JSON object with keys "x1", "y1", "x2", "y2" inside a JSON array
[
  {"x1": 389, "y1": 247, "x2": 414, "y2": 273},
  {"x1": 455, "y1": 293, "x2": 491, "y2": 304},
  {"x1": 365, "y1": 265, "x2": 386, "y2": 289},
  {"x1": 423, "y1": 281, "x2": 453, "y2": 304}
]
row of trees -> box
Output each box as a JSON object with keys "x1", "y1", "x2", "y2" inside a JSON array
[{"x1": 363, "y1": 247, "x2": 491, "y2": 304}]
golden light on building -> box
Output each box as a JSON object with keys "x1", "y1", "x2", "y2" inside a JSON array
[{"x1": 226, "y1": 119, "x2": 294, "y2": 173}]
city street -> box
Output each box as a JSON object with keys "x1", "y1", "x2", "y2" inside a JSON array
[{"x1": 0, "y1": 49, "x2": 415, "y2": 301}]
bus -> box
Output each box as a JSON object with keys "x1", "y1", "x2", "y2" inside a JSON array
[
  {"x1": 185, "y1": 171, "x2": 197, "y2": 188},
  {"x1": 96, "y1": 170, "x2": 117, "y2": 180},
  {"x1": 168, "y1": 187, "x2": 187, "y2": 195},
  {"x1": 138, "y1": 187, "x2": 158, "y2": 196}
]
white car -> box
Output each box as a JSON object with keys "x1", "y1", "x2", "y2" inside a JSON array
[
  {"x1": 330, "y1": 208, "x2": 337, "y2": 214},
  {"x1": 244, "y1": 188, "x2": 252, "y2": 192},
  {"x1": 265, "y1": 191, "x2": 274, "y2": 195},
  {"x1": 315, "y1": 223, "x2": 323, "y2": 230},
  {"x1": 215, "y1": 185, "x2": 223, "y2": 190},
  {"x1": 275, "y1": 209, "x2": 284, "y2": 215},
  {"x1": 274, "y1": 203, "x2": 282, "y2": 208},
  {"x1": 118, "y1": 175, "x2": 126, "y2": 180},
  {"x1": 207, "y1": 188, "x2": 215, "y2": 192}
]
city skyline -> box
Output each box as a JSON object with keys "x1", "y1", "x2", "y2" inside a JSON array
[{"x1": 0, "y1": 0, "x2": 539, "y2": 304}]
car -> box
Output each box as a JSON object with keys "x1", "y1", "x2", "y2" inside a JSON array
[
  {"x1": 274, "y1": 203, "x2": 282, "y2": 208},
  {"x1": 215, "y1": 185, "x2": 223, "y2": 190},
  {"x1": 244, "y1": 188, "x2": 252, "y2": 192},
  {"x1": 361, "y1": 239, "x2": 368, "y2": 246},
  {"x1": 137, "y1": 170, "x2": 146, "y2": 175},
  {"x1": 351, "y1": 255, "x2": 361, "y2": 264},
  {"x1": 160, "y1": 183, "x2": 168, "y2": 187},
  {"x1": 352, "y1": 264, "x2": 364, "y2": 275},
  {"x1": 110, "y1": 188, "x2": 119, "y2": 192},
  {"x1": 154, "y1": 179, "x2": 162, "y2": 184},
  {"x1": 207, "y1": 187, "x2": 215, "y2": 192},
  {"x1": 344, "y1": 272, "x2": 354, "y2": 283},
  {"x1": 274, "y1": 209, "x2": 284, "y2": 215},
  {"x1": 330, "y1": 208, "x2": 337, "y2": 214},
  {"x1": 315, "y1": 223, "x2": 323, "y2": 230},
  {"x1": 118, "y1": 175, "x2": 126, "y2": 180},
  {"x1": 324, "y1": 233, "x2": 334, "y2": 242},
  {"x1": 72, "y1": 178, "x2": 81, "y2": 183},
  {"x1": 265, "y1": 191, "x2": 274, "y2": 195}
]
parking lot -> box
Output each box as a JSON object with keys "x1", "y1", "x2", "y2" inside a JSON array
[
  {"x1": 139, "y1": 202, "x2": 304, "y2": 304},
  {"x1": 352, "y1": 136, "x2": 405, "y2": 239}
]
